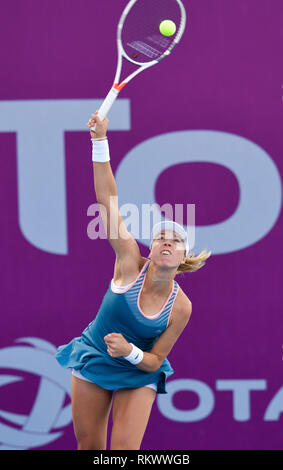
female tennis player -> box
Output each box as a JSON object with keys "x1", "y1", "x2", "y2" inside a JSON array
[{"x1": 55, "y1": 112, "x2": 211, "y2": 450}]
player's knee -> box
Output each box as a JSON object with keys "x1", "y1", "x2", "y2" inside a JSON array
[
  {"x1": 76, "y1": 429, "x2": 106, "y2": 450},
  {"x1": 110, "y1": 430, "x2": 141, "y2": 450},
  {"x1": 110, "y1": 440, "x2": 140, "y2": 450},
  {"x1": 77, "y1": 435, "x2": 106, "y2": 450}
]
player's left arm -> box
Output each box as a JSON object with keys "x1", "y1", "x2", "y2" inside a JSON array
[{"x1": 136, "y1": 296, "x2": 192, "y2": 372}]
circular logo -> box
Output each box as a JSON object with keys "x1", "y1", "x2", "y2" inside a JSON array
[{"x1": 0, "y1": 337, "x2": 72, "y2": 449}]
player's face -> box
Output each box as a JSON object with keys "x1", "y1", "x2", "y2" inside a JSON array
[{"x1": 150, "y1": 230, "x2": 186, "y2": 266}]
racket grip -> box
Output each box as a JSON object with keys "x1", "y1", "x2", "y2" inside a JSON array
[{"x1": 90, "y1": 87, "x2": 119, "y2": 131}]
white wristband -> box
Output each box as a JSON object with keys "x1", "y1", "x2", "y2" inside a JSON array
[
  {"x1": 92, "y1": 138, "x2": 110, "y2": 162},
  {"x1": 124, "y1": 343, "x2": 144, "y2": 365}
]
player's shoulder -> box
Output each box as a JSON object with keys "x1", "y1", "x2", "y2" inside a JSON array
[
  {"x1": 177, "y1": 287, "x2": 192, "y2": 314},
  {"x1": 169, "y1": 286, "x2": 192, "y2": 326}
]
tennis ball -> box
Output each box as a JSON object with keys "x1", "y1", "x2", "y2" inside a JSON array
[{"x1": 159, "y1": 20, "x2": 176, "y2": 37}]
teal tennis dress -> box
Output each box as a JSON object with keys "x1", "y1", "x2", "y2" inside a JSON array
[{"x1": 55, "y1": 258, "x2": 179, "y2": 394}]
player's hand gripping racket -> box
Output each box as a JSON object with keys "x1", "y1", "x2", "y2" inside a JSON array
[{"x1": 90, "y1": 0, "x2": 186, "y2": 131}]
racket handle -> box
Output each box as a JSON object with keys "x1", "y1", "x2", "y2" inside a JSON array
[{"x1": 90, "y1": 87, "x2": 119, "y2": 131}]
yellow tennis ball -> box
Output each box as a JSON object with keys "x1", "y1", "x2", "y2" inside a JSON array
[{"x1": 159, "y1": 20, "x2": 176, "y2": 37}]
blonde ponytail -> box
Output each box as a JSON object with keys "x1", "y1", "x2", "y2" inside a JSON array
[{"x1": 177, "y1": 249, "x2": 212, "y2": 274}]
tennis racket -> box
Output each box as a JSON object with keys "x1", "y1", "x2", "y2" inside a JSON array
[{"x1": 90, "y1": 0, "x2": 186, "y2": 131}]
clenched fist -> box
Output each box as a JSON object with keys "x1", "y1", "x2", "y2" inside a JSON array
[{"x1": 104, "y1": 333, "x2": 132, "y2": 358}]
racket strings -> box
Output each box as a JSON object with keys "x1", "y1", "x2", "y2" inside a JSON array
[{"x1": 121, "y1": 0, "x2": 183, "y2": 64}]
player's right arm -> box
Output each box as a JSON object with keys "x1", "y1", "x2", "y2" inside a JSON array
[{"x1": 87, "y1": 112, "x2": 141, "y2": 267}]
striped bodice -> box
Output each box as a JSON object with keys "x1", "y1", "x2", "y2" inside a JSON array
[{"x1": 111, "y1": 258, "x2": 179, "y2": 331}]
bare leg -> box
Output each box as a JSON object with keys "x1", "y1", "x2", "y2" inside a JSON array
[
  {"x1": 71, "y1": 374, "x2": 113, "y2": 450},
  {"x1": 110, "y1": 386, "x2": 156, "y2": 450}
]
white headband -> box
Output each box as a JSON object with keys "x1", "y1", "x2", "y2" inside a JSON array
[{"x1": 151, "y1": 221, "x2": 190, "y2": 257}]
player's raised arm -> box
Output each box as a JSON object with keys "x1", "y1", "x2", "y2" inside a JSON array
[{"x1": 87, "y1": 112, "x2": 140, "y2": 262}]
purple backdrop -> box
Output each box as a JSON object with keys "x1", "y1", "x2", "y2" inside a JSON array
[{"x1": 0, "y1": 0, "x2": 282, "y2": 450}]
